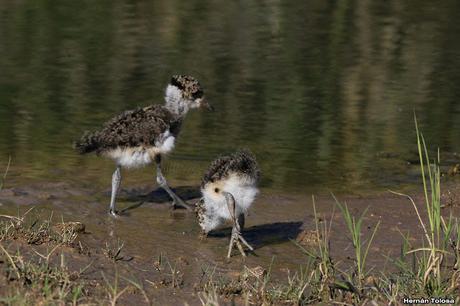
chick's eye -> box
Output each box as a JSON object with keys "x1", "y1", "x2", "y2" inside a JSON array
[{"x1": 214, "y1": 188, "x2": 220, "y2": 193}]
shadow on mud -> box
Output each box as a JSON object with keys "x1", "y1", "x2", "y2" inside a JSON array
[
  {"x1": 208, "y1": 221, "x2": 303, "y2": 250},
  {"x1": 119, "y1": 185, "x2": 201, "y2": 213}
]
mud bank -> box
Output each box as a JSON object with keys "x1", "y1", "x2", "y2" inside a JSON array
[{"x1": 0, "y1": 181, "x2": 459, "y2": 304}]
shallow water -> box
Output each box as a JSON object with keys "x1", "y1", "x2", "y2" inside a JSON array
[
  {"x1": 2, "y1": 4, "x2": 460, "y2": 303},
  {"x1": 1, "y1": 1, "x2": 460, "y2": 194}
]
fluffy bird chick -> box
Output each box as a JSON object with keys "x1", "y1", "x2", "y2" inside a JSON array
[
  {"x1": 196, "y1": 150, "x2": 260, "y2": 258},
  {"x1": 75, "y1": 75, "x2": 213, "y2": 216}
]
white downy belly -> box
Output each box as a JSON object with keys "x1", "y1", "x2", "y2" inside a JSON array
[{"x1": 105, "y1": 131, "x2": 176, "y2": 168}]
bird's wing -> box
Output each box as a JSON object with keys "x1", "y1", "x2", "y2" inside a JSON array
[
  {"x1": 202, "y1": 150, "x2": 260, "y2": 186},
  {"x1": 96, "y1": 105, "x2": 177, "y2": 150},
  {"x1": 202, "y1": 154, "x2": 233, "y2": 185}
]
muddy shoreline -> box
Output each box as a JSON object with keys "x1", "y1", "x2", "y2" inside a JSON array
[{"x1": 0, "y1": 180, "x2": 459, "y2": 304}]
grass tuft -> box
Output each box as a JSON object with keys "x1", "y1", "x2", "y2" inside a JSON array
[
  {"x1": 0, "y1": 210, "x2": 82, "y2": 246},
  {"x1": 0, "y1": 245, "x2": 86, "y2": 304},
  {"x1": 335, "y1": 196, "x2": 380, "y2": 288},
  {"x1": 387, "y1": 115, "x2": 460, "y2": 297},
  {"x1": 0, "y1": 156, "x2": 11, "y2": 190}
]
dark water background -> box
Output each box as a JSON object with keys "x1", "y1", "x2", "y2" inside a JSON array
[{"x1": 1, "y1": 0, "x2": 460, "y2": 194}]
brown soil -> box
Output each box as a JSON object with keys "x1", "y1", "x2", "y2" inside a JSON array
[{"x1": 0, "y1": 180, "x2": 459, "y2": 305}]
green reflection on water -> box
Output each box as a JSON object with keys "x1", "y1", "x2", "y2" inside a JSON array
[{"x1": 1, "y1": 0, "x2": 460, "y2": 194}]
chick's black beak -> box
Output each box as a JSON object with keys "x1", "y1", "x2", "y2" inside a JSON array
[{"x1": 200, "y1": 98, "x2": 214, "y2": 111}]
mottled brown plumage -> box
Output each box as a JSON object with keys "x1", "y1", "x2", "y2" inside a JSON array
[
  {"x1": 74, "y1": 105, "x2": 181, "y2": 154},
  {"x1": 170, "y1": 75, "x2": 203, "y2": 100},
  {"x1": 195, "y1": 198, "x2": 206, "y2": 232},
  {"x1": 201, "y1": 150, "x2": 260, "y2": 188}
]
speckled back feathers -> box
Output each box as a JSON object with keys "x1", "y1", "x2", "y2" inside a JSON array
[
  {"x1": 75, "y1": 105, "x2": 181, "y2": 154},
  {"x1": 201, "y1": 150, "x2": 260, "y2": 187},
  {"x1": 171, "y1": 75, "x2": 203, "y2": 100}
]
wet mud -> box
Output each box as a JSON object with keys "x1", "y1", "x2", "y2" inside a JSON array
[{"x1": 0, "y1": 180, "x2": 460, "y2": 305}]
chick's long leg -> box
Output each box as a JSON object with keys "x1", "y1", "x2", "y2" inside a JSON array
[
  {"x1": 154, "y1": 155, "x2": 192, "y2": 211},
  {"x1": 109, "y1": 165, "x2": 121, "y2": 216},
  {"x1": 224, "y1": 192, "x2": 254, "y2": 258}
]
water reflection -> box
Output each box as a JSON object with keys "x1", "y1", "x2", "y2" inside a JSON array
[{"x1": 1, "y1": 0, "x2": 460, "y2": 194}]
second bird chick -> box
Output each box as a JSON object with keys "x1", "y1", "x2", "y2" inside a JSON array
[{"x1": 196, "y1": 150, "x2": 260, "y2": 258}]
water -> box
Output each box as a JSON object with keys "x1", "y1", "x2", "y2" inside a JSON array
[
  {"x1": 1, "y1": 2, "x2": 460, "y2": 292},
  {"x1": 1, "y1": 0, "x2": 460, "y2": 194}
]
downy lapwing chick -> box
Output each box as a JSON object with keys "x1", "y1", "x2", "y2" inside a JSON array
[
  {"x1": 196, "y1": 150, "x2": 260, "y2": 258},
  {"x1": 75, "y1": 75, "x2": 213, "y2": 216}
]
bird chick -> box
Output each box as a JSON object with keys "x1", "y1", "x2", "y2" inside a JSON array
[
  {"x1": 75, "y1": 75, "x2": 213, "y2": 216},
  {"x1": 196, "y1": 150, "x2": 260, "y2": 258}
]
